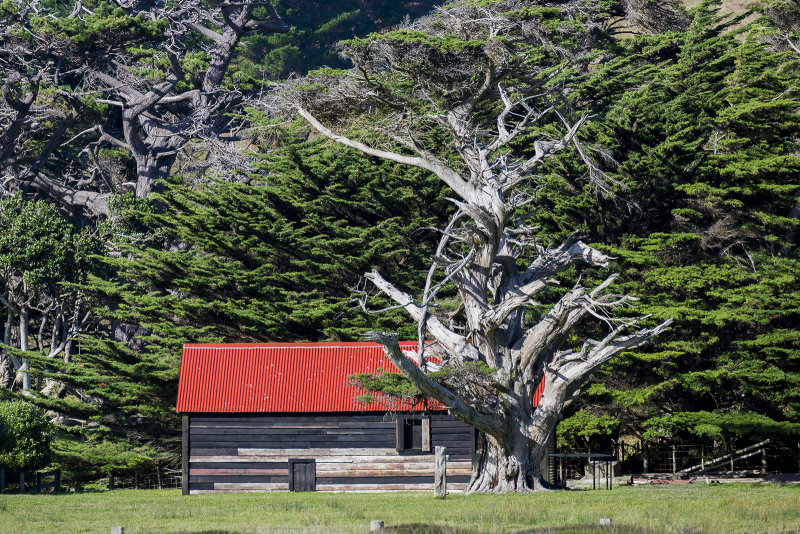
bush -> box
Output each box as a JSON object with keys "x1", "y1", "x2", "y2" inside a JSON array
[{"x1": 0, "y1": 401, "x2": 53, "y2": 471}]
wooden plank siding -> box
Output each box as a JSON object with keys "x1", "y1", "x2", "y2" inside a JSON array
[{"x1": 186, "y1": 413, "x2": 474, "y2": 494}]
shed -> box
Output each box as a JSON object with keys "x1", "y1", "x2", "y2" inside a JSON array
[{"x1": 177, "y1": 342, "x2": 483, "y2": 494}]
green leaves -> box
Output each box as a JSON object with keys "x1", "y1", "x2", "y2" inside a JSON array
[
  {"x1": 56, "y1": 135, "x2": 448, "y2": 474},
  {"x1": 558, "y1": 410, "x2": 621, "y2": 448},
  {"x1": 546, "y1": 3, "x2": 800, "y2": 445},
  {"x1": 0, "y1": 401, "x2": 53, "y2": 471},
  {"x1": 643, "y1": 411, "x2": 800, "y2": 441},
  {"x1": 0, "y1": 195, "x2": 101, "y2": 292},
  {"x1": 237, "y1": 0, "x2": 441, "y2": 82}
]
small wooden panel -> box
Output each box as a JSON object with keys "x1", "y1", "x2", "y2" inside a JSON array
[
  {"x1": 190, "y1": 475, "x2": 288, "y2": 483},
  {"x1": 317, "y1": 475, "x2": 469, "y2": 489},
  {"x1": 191, "y1": 468, "x2": 288, "y2": 476},
  {"x1": 190, "y1": 461, "x2": 288, "y2": 469},
  {"x1": 238, "y1": 447, "x2": 402, "y2": 457},
  {"x1": 190, "y1": 427, "x2": 394, "y2": 436},
  {"x1": 396, "y1": 418, "x2": 404, "y2": 452},
  {"x1": 316, "y1": 483, "x2": 464, "y2": 491},
  {"x1": 212, "y1": 483, "x2": 289, "y2": 491},
  {"x1": 192, "y1": 453, "x2": 434, "y2": 463}
]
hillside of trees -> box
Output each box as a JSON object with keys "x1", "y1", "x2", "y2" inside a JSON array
[{"x1": 0, "y1": 0, "x2": 798, "y2": 484}]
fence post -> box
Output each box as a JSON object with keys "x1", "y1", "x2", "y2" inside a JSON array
[
  {"x1": 730, "y1": 444, "x2": 734, "y2": 472},
  {"x1": 642, "y1": 442, "x2": 649, "y2": 474},
  {"x1": 701, "y1": 445, "x2": 705, "y2": 471},
  {"x1": 19, "y1": 471, "x2": 25, "y2": 493},
  {"x1": 672, "y1": 445, "x2": 676, "y2": 474},
  {"x1": 0, "y1": 467, "x2": 4, "y2": 492},
  {"x1": 35, "y1": 472, "x2": 41, "y2": 492},
  {"x1": 157, "y1": 466, "x2": 163, "y2": 490},
  {"x1": 54, "y1": 469, "x2": 61, "y2": 492},
  {"x1": 434, "y1": 446, "x2": 447, "y2": 498}
]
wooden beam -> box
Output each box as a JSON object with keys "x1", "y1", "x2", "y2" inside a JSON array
[
  {"x1": 182, "y1": 415, "x2": 190, "y2": 495},
  {"x1": 396, "y1": 418, "x2": 405, "y2": 452}
]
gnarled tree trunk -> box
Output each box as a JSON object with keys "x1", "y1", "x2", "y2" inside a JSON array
[{"x1": 294, "y1": 0, "x2": 672, "y2": 492}]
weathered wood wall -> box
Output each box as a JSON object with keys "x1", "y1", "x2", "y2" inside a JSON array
[{"x1": 186, "y1": 413, "x2": 474, "y2": 494}]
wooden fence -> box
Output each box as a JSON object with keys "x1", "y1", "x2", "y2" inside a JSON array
[{"x1": 0, "y1": 467, "x2": 61, "y2": 493}]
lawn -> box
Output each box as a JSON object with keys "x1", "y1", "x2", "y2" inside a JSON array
[{"x1": 1, "y1": 484, "x2": 799, "y2": 533}]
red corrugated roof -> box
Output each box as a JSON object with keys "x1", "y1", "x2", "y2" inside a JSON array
[{"x1": 176, "y1": 342, "x2": 544, "y2": 413}]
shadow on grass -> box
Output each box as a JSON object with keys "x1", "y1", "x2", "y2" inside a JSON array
[
  {"x1": 511, "y1": 527, "x2": 691, "y2": 534},
  {"x1": 380, "y1": 525, "x2": 691, "y2": 534},
  {"x1": 165, "y1": 525, "x2": 704, "y2": 534},
  {"x1": 163, "y1": 526, "x2": 800, "y2": 534}
]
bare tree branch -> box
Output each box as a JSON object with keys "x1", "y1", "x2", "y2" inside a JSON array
[{"x1": 365, "y1": 331, "x2": 503, "y2": 436}]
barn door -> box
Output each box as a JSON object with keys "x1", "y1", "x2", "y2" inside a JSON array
[{"x1": 289, "y1": 459, "x2": 316, "y2": 492}]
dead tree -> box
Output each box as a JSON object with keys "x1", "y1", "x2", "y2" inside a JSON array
[
  {"x1": 0, "y1": 0, "x2": 288, "y2": 217},
  {"x1": 291, "y1": 0, "x2": 671, "y2": 492}
]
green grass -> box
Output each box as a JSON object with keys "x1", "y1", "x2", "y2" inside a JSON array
[{"x1": 0, "y1": 484, "x2": 798, "y2": 533}]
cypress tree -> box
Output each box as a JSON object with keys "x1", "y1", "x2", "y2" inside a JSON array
[{"x1": 536, "y1": 3, "x2": 800, "y2": 446}]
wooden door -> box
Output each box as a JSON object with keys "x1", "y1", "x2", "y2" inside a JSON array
[{"x1": 289, "y1": 459, "x2": 316, "y2": 492}]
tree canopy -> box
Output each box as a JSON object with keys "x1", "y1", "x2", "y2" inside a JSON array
[{"x1": 0, "y1": 0, "x2": 798, "y2": 485}]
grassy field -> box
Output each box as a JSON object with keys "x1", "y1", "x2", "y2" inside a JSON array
[{"x1": 1, "y1": 484, "x2": 799, "y2": 533}]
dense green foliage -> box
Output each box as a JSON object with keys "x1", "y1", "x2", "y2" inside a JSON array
[
  {"x1": 1, "y1": 0, "x2": 799, "y2": 478},
  {"x1": 87, "y1": 138, "x2": 448, "y2": 344},
  {"x1": 539, "y1": 4, "x2": 800, "y2": 448},
  {"x1": 0, "y1": 401, "x2": 53, "y2": 471},
  {"x1": 239, "y1": 0, "x2": 441, "y2": 80},
  {"x1": 14, "y1": 137, "x2": 449, "y2": 477},
  {"x1": 0, "y1": 195, "x2": 101, "y2": 298},
  {"x1": 0, "y1": 0, "x2": 447, "y2": 477}
]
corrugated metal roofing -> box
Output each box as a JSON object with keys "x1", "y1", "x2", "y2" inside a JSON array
[{"x1": 176, "y1": 342, "x2": 544, "y2": 413}]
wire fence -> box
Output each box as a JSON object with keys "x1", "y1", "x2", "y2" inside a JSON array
[
  {"x1": 101, "y1": 468, "x2": 183, "y2": 490},
  {"x1": 0, "y1": 468, "x2": 61, "y2": 493},
  {"x1": 632, "y1": 439, "x2": 800, "y2": 475},
  {"x1": 550, "y1": 439, "x2": 800, "y2": 483}
]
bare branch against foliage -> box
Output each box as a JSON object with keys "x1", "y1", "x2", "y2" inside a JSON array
[
  {"x1": 291, "y1": 0, "x2": 671, "y2": 493},
  {"x1": 0, "y1": 0, "x2": 288, "y2": 216},
  {"x1": 762, "y1": 0, "x2": 800, "y2": 58},
  {"x1": 612, "y1": 0, "x2": 689, "y2": 35}
]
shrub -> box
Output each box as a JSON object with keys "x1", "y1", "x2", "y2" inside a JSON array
[{"x1": 0, "y1": 401, "x2": 53, "y2": 471}]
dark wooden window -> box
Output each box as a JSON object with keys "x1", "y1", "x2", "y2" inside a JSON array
[
  {"x1": 288, "y1": 459, "x2": 316, "y2": 492},
  {"x1": 396, "y1": 417, "x2": 431, "y2": 452},
  {"x1": 405, "y1": 419, "x2": 422, "y2": 450}
]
